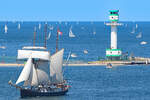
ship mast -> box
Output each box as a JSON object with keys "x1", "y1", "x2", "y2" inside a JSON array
[
  {"x1": 44, "y1": 23, "x2": 47, "y2": 48},
  {"x1": 56, "y1": 28, "x2": 59, "y2": 53}
]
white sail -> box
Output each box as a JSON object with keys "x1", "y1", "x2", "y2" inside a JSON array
[
  {"x1": 36, "y1": 61, "x2": 50, "y2": 84},
  {"x1": 17, "y1": 49, "x2": 50, "y2": 60},
  {"x1": 50, "y1": 49, "x2": 64, "y2": 84},
  {"x1": 30, "y1": 64, "x2": 38, "y2": 86},
  {"x1": 16, "y1": 57, "x2": 33, "y2": 85},
  {"x1": 47, "y1": 32, "x2": 51, "y2": 40},
  {"x1": 4, "y1": 24, "x2": 8, "y2": 34},
  {"x1": 39, "y1": 23, "x2": 41, "y2": 30},
  {"x1": 69, "y1": 28, "x2": 75, "y2": 37},
  {"x1": 18, "y1": 23, "x2": 21, "y2": 29},
  {"x1": 136, "y1": 24, "x2": 138, "y2": 29},
  {"x1": 136, "y1": 32, "x2": 142, "y2": 38}
]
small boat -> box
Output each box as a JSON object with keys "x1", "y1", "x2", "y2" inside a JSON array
[
  {"x1": 69, "y1": 27, "x2": 75, "y2": 38},
  {"x1": 106, "y1": 63, "x2": 112, "y2": 68},
  {"x1": 71, "y1": 53, "x2": 77, "y2": 58},
  {"x1": 136, "y1": 32, "x2": 142, "y2": 38},
  {"x1": 0, "y1": 46, "x2": 6, "y2": 49},
  {"x1": 83, "y1": 50, "x2": 88, "y2": 54},
  {"x1": 140, "y1": 41, "x2": 147, "y2": 45},
  {"x1": 4, "y1": 24, "x2": 8, "y2": 34}
]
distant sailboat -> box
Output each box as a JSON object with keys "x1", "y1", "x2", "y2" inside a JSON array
[
  {"x1": 83, "y1": 50, "x2": 88, "y2": 54},
  {"x1": 39, "y1": 23, "x2": 41, "y2": 30},
  {"x1": 46, "y1": 32, "x2": 51, "y2": 40},
  {"x1": 18, "y1": 23, "x2": 21, "y2": 30},
  {"x1": 93, "y1": 31, "x2": 96, "y2": 35},
  {"x1": 136, "y1": 24, "x2": 138, "y2": 29},
  {"x1": 140, "y1": 41, "x2": 147, "y2": 45},
  {"x1": 49, "y1": 26, "x2": 54, "y2": 30},
  {"x1": 136, "y1": 32, "x2": 142, "y2": 38},
  {"x1": 0, "y1": 46, "x2": 6, "y2": 49},
  {"x1": 131, "y1": 27, "x2": 135, "y2": 34},
  {"x1": 69, "y1": 27, "x2": 75, "y2": 38},
  {"x1": 4, "y1": 24, "x2": 8, "y2": 34},
  {"x1": 71, "y1": 53, "x2": 77, "y2": 58}
]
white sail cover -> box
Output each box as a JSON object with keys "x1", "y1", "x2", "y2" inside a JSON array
[
  {"x1": 50, "y1": 49, "x2": 64, "y2": 84},
  {"x1": 16, "y1": 57, "x2": 33, "y2": 85},
  {"x1": 17, "y1": 50, "x2": 50, "y2": 60}
]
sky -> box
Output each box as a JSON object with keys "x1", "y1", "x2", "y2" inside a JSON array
[{"x1": 0, "y1": 0, "x2": 150, "y2": 21}]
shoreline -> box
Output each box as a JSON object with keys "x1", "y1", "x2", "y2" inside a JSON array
[{"x1": 0, "y1": 61, "x2": 149, "y2": 67}]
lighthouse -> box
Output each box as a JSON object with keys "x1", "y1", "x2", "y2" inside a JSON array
[{"x1": 106, "y1": 10, "x2": 122, "y2": 60}]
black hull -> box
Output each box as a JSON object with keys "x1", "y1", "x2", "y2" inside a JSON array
[{"x1": 20, "y1": 88, "x2": 68, "y2": 98}]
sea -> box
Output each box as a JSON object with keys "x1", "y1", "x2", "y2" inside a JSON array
[{"x1": 0, "y1": 21, "x2": 150, "y2": 100}]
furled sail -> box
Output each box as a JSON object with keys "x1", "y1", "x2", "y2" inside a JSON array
[
  {"x1": 16, "y1": 57, "x2": 33, "y2": 85},
  {"x1": 50, "y1": 49, "x2": 64, "y2": 84},
  {"x1": 17, "y1": 49, "x2": 50, "y2": 60}
]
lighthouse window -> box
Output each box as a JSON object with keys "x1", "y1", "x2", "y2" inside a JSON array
[{"x1": 113, "y1": 12, "x2": 118, "y2": 14}]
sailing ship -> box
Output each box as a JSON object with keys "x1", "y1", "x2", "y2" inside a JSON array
[
  {"x1": 69, "y1": 27, "x2": 75, "y2": 38},
  {"x1": 9, "y1": 47, "x2": 69, "y2": 98},
  {"x1": 8, "y1": 24, "x2": 69, "y2": 98}
]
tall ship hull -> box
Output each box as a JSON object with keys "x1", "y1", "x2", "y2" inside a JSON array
[{"x1": 20, "y1": 87, "x2": 68, "y2": 98}]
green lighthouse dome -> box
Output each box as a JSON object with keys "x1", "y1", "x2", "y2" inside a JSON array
[{"x1": 109, "y1": 10, "x2": 119, "y2": 22}]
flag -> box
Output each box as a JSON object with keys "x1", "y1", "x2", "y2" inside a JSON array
[{"x1": 57, "y1": 29, "x2": 62, "y2": 35}]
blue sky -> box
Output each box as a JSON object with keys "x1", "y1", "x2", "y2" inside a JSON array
[{"x1": 0, "y1": 0, "x2": 150, "y2": 21}]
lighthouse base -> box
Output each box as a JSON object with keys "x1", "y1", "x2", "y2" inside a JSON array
[{"x1": 106, "y1": 49, "x2": 122, "y2": 61}]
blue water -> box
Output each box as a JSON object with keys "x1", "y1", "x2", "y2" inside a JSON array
[{"x1": 0, "y1": 21, "x2": 150, "y2": 100}]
